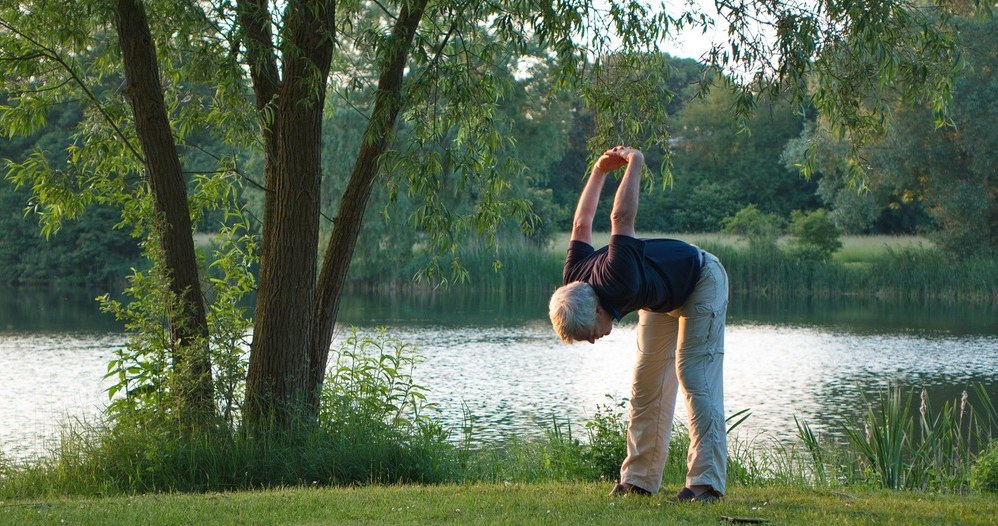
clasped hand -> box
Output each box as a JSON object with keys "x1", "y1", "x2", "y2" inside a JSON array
[{"x1": 595, "y1": 145, "x2": 642, "y2": 173}]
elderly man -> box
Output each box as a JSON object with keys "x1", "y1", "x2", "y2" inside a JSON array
[{"x1": 548, "y1": 146, "x2": 729, "y2": 503}]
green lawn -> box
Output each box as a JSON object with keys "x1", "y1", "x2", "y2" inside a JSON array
[
  {"x1": 832, "y1": 235, "x2": 935, "y2": 263},
  {"x1": 2, "y1": 483, "x2": 993, "y2": 525}
]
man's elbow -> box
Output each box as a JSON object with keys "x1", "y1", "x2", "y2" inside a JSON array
[
  {"x1": 610, "y1": 210, "x2": 635, "y2": 227},
  {"x1": 610, "y1": 210, "x2": 637, "y2": 236},
  {"x1": 572, "y1": 217, "x2": 593, "y2": 233}
]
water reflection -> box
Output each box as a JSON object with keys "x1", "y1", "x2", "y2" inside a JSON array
[
  {"x1": 0, "y1": 332, "x2": 121, "y2": 459},
  {"x1": 0, "y1": 287, "x2": 121, "y2": 333},
  {"x1": 732, "y1": 294, "x2": 998, "y2": 336},
  {"x1": 337, "y1": 288, "x2": 998, "y2": 336}
]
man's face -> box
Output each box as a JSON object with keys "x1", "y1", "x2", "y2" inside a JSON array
[{"x1": 582, "y1": 305, "x2": 613, "y2": 344}]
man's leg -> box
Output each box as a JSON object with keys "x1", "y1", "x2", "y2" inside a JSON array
[
  {"x1": 675, "y1": 253, "x2": 729, "y2": 496},
  {"x1": 618, "y1": 309, "x2": 680, "y2": 494}
]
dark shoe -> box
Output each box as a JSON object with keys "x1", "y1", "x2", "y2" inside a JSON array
[
  {"x1": 608, "y1": 482, "x2": 651, "y2": 497},
  {"x1": 668, "y1": 487, "x2": 696, "y2": 503},
  {"x1": 692, "y1": 488, "x2": 723, "y2": 504}
]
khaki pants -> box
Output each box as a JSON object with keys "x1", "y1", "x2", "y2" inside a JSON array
[{"x1": 620, "y1": 252, "x2": 728, "y2": 494}]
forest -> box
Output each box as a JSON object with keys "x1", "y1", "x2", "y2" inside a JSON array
[{"x1": 2, "y1": 15, "x2": 994, "y2": 289}]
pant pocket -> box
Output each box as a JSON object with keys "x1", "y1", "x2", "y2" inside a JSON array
[{"x1": 693, "y1": 303, "x2": 716, "y2": 346}]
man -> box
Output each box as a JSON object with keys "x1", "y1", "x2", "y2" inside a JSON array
[{"x1": 548, "y1": 146, "x2": 729, "y2": 502}]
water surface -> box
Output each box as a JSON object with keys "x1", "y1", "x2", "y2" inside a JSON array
[{"x1": 1, "y1": 287, "x2": 995, "y2": 461}]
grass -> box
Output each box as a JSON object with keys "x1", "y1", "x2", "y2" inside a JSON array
[
  {"x1": 546, "y1": 232, "x2": 931, "y2": 260},
  {"x1": 832, "y1": 235, "x2": 935, "y2": 263},
  {"x1": 1, "y1": 482, "x2": 995, "y2": 525},
  {"x1": 342, "y1": 232, "x2": 994, "y2": 303}
]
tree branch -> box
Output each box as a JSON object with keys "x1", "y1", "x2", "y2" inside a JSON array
[{"x1": 0, "y1": 16, "x2": 145, "y2": 163}]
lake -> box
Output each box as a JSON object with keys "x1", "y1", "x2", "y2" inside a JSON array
[{"x1": 1, "y1": 287, "x2": 995, "y2": 462}]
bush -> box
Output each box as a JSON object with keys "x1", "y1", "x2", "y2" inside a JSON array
[
  {"x1": 971, "y1": 442, "x2": 998, "y2": 493},
  {"x1": 722, "y1": 204, "x2": 783, "y2": 250},
  {"x1": 787, "y1": 209, "x2": 842, "y2": 261},
  {"x1": 583, "y1": 396, "x2": 629, "y2": 481}
]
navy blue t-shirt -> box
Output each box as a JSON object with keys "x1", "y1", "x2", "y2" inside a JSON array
[{"x1": 562, "y1": 235, "x2": 702, "y2": 321}]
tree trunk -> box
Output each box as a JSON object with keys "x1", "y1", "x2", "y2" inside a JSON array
[
  {"x1": 309, "y1": 0, "x2": 429, "y2": 413},
  {"x1": 113, "y1": 0, "x2": 214, "y2": 423},
  {"x1": 243, "y1": 0, "x2": 336, "y2": 428}
]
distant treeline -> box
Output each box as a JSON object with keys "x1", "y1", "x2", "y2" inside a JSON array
[{"x1": 1, "y1": 18, "x2": 994, "y2": 289}]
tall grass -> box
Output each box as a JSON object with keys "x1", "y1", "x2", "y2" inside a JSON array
[
  {"x1": 454, "y1": 240, "x2": 563, "y2": 291},
  {"x1": 351, "y1": 233, "x2": 996, "y2": 303},
  {"x1": 842, "y1": 386, "x2": 913, "y2": 490},
  {"x1": 702, "y1": 244, "x2": 997, "y2": 302},
  {"x1": 789, "y1": 383, "x2": 997, "y2": 492},
  {"x1": 346, "y1": 238, "x2": 564, "y2": 293}
]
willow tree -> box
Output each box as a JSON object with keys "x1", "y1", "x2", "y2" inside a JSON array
[{"x1": 0, "y1": 0, "x2": 986, "y2": 428}]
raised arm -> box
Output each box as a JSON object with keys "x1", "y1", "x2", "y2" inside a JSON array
[
  {"x1": 571, "y1": 150, "x2": 626, "y2": 245},
  {"x1": 609, "y1": 147, "x2": 643, "y2": 238}
]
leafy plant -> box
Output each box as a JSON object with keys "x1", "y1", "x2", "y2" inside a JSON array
[
  {"x1": 98, "y1": 172, "x2": 255, "y2": 426},
  {"x1": 722, "y1": 205, "x2": 784, "y2": 251},
  {"x1": 970, "y1": 441, "x2": 998, "y2": 493},
  {"x1": 321, "y1": 329, "x2": 440, "y2": 438},
  {"x1": 787, "y1": 209, "x2": 842, "y2": 261},
  {"x1": 583, "y1": 395, "x2": 629, "y2": 481}
]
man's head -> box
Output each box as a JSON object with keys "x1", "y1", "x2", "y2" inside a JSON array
[{"x1": 549, "y1": 281, "x2": 614, "y2": 344}]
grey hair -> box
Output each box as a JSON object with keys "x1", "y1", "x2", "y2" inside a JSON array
[{"x1": 548, "y1": 281, "x2": 597, "y2": 344}]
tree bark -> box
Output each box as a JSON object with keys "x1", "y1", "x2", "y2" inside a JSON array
[
  {"x1": 243, "y1": 0, "x2": 337, "y2": 427},
  {"x1": 113, "y1": 0, "x2": 214, "y2": 423},
  {"x1": 310, "y1": 0, "x2": 429, "y2": 413},
  {"x1": 236, "y1": 0, "x2": 280, "y2": 312}
]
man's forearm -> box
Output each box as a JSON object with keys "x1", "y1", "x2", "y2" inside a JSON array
[
  {"x1": 610, "y1": 153, "x2": 643, "y2": 237},
  {"x1": 571, "y1": 168, "x2": 608, "y2": 244}
]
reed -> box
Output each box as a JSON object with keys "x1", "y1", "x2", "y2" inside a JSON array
[
  {"x1": 454, "y1": 241, "x2": 563, "y2": 291},
  {"x1": 795, "y1": 415, "x2": 827, "y2": 486},
  {"x1": 782, "y1": 383, "x2": 998, "y2": 492},
  {"x1": 701, "y1": 244, "x2": 997, "y2": 302},
  {"x1": 349, "y1": 234, "x2": 996, "y2": 303},
  {"x1": 842, "y1": 385, "x2": 913, "y2": 490}
]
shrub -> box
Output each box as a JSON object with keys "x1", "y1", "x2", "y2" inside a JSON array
[
  {"x1": 722, "y1": 204, "x2": 783, "y2": 250},
  {"x1": 583, "y1": 396, "x2": 629, "y2": 481},
  {"x1": 971, "y1": 441, "x2": 998, "y2": 493},
  {"x1": 787, "y1": 209, "x2": 842, "y2": 261}
]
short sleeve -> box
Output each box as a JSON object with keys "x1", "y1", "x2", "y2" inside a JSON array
[
  {"x1": 605, "y1": 235, "x2": 644, "y2": 284},
  {"x1": 563, "y1": 240, "x2": 595, "y2": 284}
]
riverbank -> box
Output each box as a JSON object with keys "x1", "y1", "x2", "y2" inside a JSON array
[
  {"x1": 378, "y1": 233, "x2": 996, "y2": 303},
  {"x1": 2, "y1": 482, "x2": 994, "y2": 525}
]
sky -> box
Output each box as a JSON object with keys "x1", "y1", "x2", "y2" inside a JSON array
[{"x1": 658, "y1": 0, "x2": 726, "y2": 60}]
